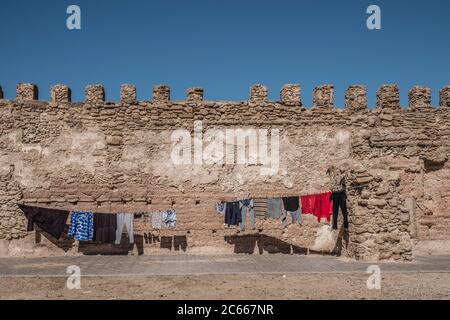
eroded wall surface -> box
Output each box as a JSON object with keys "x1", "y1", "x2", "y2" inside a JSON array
[{"x1": 0, "y1": 83, "x2": 449, "y2": 261}]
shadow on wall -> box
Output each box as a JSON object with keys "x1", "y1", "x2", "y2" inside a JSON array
[
  {"x1": 35, "y1": 226, "x2": 74, "y2": 252},
  {"x1": 143, "y1": 233, "x2": 188, "y2": 252},
  {"x1": 224, "y1": 234, "x2": 306, "y2": 254},
  {"x1": 224, "y1": 234, "x2": 314, "y2": 255},
  {"x1": 35, "y1": 229, "x2": 346, "y2": 256},
  {"x1": 224, "y1": 231, "x2": 348, "y2": 256},
  {"x1": 36, "y1": 228, "x2": 188, "y2": 256}
]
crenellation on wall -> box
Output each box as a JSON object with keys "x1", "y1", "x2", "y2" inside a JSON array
[
  {"x1": 186, "y1": 87, "x2": 204, "y2": 102},
  {"x1": 153, "y1": 85, "x2": 171, "y2": 103},
  {"x1": 0, "y1": 85, "x2": 3, "y2": 99},
  {"x1": 249, "y1": 84, "x2": 268, "y2": 105},
  {"x1": 16, "y1": 83, "x2": 38, "y2": 101},
  {"x1": 120, "y1": 84, "x2": 137, "y2": 104},
  {"x1": 1, "y1": 84, "x2": 449, "y2": 109},
  {"x1": 51, "y1": 84, "x2": 71, "y2": 104},
  {"x1": 345, "y1": 85, "x2": 367, "y2": 112},
  {"x1": 85, "y1": 85, "x2": 105, "y2": 104},
  {"x1": 408, "y1": 86, "x2": 431, "y2": 110},
  {"x1": 440, "y1": 86, "x2": 450, "y2": 108},
  {"x1": 377, "y1": 84, "x2": 400, "y2": 110},
  {"x1": 313, "y1": 85, "x2": 334, "y2": 110},
  {"x1": 1, "y1": 81, "x2": 450, "y2": 260},
  {"x1": 280, "y1": 84, "x2": 301, "y2": 106}
]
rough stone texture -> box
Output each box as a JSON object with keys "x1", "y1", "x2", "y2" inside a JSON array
[
  {"x1": 120, "y1": 84, "x2": 137, "y2": 104},
  {"x1": 313, "y1": 85, "x2": 334, "y2": 110},
  {"x1": 85, "y1": 85, "x2": 105, "y2": 104},
  {"x1": 440, "y1": 86, "x2": 450, "y2": 108},
  {"x1": 280, "y1": 84, "x2": 301, "y2": 106},
  {"x1": 153, "y1": 85, "x2": 170, "y2": 103},
  {"x1": 51, "y1": 85, "x2": 71, "y2": 104},
  {"x1": 16, "y1": 83, "x2": 38, "y2": 101},
  {"x1": 345, "y1": 164, "x2": 413, "y2": 261},
  {"x1": 186, "y1": 87, "x2": 204, "y2": 102},
  {"x1": 408, "y1": 86, "x2": 431, "y2": 109},
  {"x1": 377, "y1": 85, "x2": 400, "y2": 110},
  {"x1": 0, "y1": 83, "x2": 450, "y2": 262},
  {"x1": 249, "y1": 84, "x2": 268, "y2": 104},
  {"x1": 345, "y1": 85, "x2": 367, "y2": 111}
]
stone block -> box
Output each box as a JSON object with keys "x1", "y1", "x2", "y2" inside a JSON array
[
  {"x1": 408, "y1": 86, "x2": 431, "y2": 109},
  {"x1": 440, "y1": 86, "x2": 450, "y2": 108},
  {"x1": 153, "y1": 85, "x2": 170, "y2": 102},
  {"x1": 249, "y1": 84, "x2": 268, "y2": 104},
  {"x1": 186, "y1": 87, "x2": 204, "y2": 102},
  {"x1": 313, "y1": 84, "x2": 334, "y2": 109},
  {"x1": 345, "y1": 85, "x2": 367, "y2": 111},
  {"x1": 85, "y1": 85, "x2": 105, "y2": 103},
  {"x1": 377, "y1": 84, "x2": 400, "y2": 110},
  {"x1": 16, "y1": 83, "x2": 38, "y2": 101},
  {"x1": 120, "y1": 84, "x2": 137, "y2": 104},
  {"x1": 280, "y1": 84, "x2": 301, "y2": 106},
  {"x1": 51, "y1": 85, "x2": 71, "y2": 104}
]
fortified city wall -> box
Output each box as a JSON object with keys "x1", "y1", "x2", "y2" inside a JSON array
[{"x1": 1, "y1": 82, "x2": 449, "y2": 261}]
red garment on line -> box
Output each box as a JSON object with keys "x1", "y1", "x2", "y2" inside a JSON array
[
  {"x1": 300, "y1": 195, "x2": 316, "y2": 215},
  {"x1": 301, "y1": 192, "x2": 333, "y2": 223}
]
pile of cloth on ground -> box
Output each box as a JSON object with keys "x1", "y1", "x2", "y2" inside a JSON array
[
  {"x1": 18, "y1": 204, "x2": 177, "y2": 244},
  {"x1": 215, "y1": 189, "x2": 349, "y2": 230}
]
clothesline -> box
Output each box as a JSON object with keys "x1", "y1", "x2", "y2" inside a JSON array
[
  {"x1": 18, "y1": 204, "x2": 177, "y2": 245},
  {"x1": 218, "y1": 189, "x2": 350, "y2": 230},
  {"x1": 21, "y1": 190, "x2": 350, "y2": 203},
  {"x1": 17, "y1": 202, "x2": 177, "y2": 216}
]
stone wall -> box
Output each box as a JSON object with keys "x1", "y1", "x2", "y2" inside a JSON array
[{"x1": 0, "y1": 83, "x2": 449, "y2": 261}]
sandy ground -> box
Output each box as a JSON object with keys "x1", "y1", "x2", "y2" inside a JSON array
[{"x1": 1, "y1": 273, "x2": 449, "y2": 300}]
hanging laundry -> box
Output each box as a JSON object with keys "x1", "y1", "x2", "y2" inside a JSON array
[
  {"x1": 115, "y1": 213, "x2": 134, "y2": 245},
  {"x1": 151, "y1": 211, "x2": 163, "y2": 229},
  {"x1": 282, "y1": 196, "x2": 302, "y2": 226},
  {"x1": 215, "y1": 202, "x2": 227, "y2": 215},
  {"x1": 162, "y1": 209, "x2": 177, "y2": 228},
  {"x1": 94, "y1": 213, "x2": 117, "y2": 243},
  {"x1": 239, "y1": 199, "x2": 255, "y2": 231},
  {"x1": 18, "y1": 204, "x2": 69, "y2": 240},
  {"x1": 253, "y1": 198, "x2": 267, "y2": 220},
  {"x1": 301, "y1": 194, "x2": 316, "y2": 215},
  {"x1": 331, "y1": 190, "x2": 349, "y2": 230},
  {"x1": 68, "y1": 211, "x2": 94, "y2": 241},
  {"x1": 137, "y1": 212, "x2": 151, "y2": 224},
  {"x1": 301, "y1": 193, "x2": 333, "y2": 223},
  {"x1": 224, "y1": 201, "x2": 241, "y2": 226},
  {"x1": 282, "y1": 196, "x2": 300, "y2": 212},
  {"x1": 315, "y1": 192, "x2": 333, "y2": 223},
  {"x1": 267, "y1": 198, "x2": 283, "y2": 219}
]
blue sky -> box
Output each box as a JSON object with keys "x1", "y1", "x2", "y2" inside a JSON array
[{"x1": 0, "y1": 0, "x2": 449, "y2": 107}]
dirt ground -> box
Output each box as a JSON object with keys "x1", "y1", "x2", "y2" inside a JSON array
[{"x1": 1, "y1": 273, "x2": 449, "y2": 300}]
